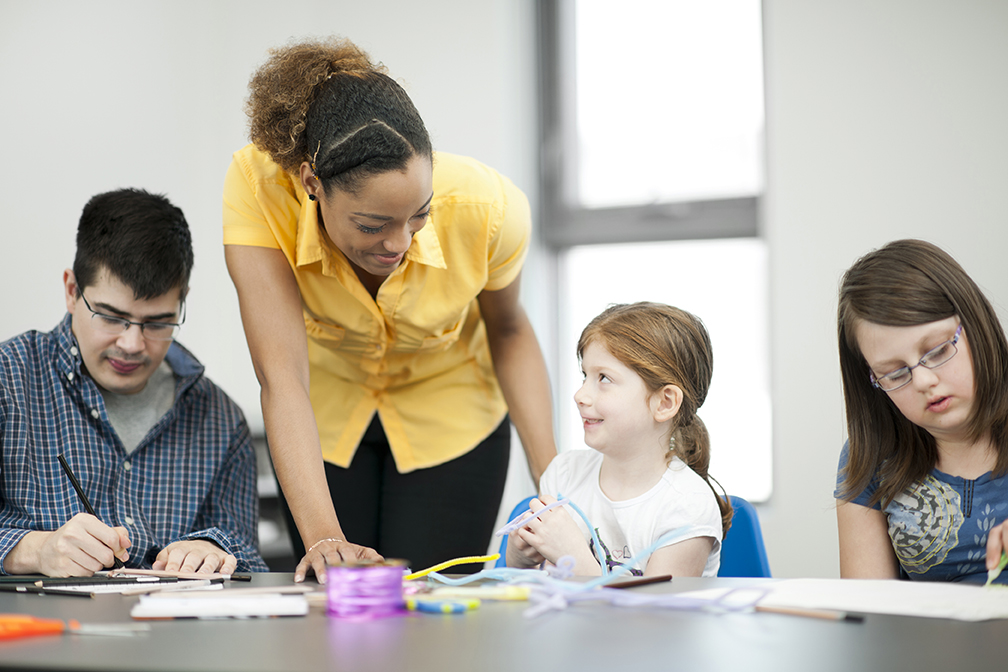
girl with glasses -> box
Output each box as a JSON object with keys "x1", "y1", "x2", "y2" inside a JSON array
[{"x1": 835, "y1": 239, "x2": 1008, "y2": 583}]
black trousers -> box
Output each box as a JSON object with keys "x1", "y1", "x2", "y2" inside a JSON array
[{"x1": 281, "y1": 414, "x2": 510, "y2": 573}]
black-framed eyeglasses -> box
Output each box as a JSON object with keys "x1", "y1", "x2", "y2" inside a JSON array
[
  {"x1": 869, "y1": 323, "x2": 962, "y2": 392},
  {"x1": 79, "y1": 291, "x2": 185, "y2": 342}
]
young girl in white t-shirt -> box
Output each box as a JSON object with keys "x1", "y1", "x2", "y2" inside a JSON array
[{"x1": 506, "y1": 302, "x2": 733, "y2": 577}]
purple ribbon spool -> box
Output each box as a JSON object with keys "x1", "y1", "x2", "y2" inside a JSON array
[{"x1": 327, "y1": 562, "x2": 406, "y2": 619}]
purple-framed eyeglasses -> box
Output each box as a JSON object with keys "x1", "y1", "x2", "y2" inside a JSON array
[{"x1": 870, "y1": 323, "x2": 962, "y2": 392}]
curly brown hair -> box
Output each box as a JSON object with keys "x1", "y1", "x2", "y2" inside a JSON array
[{"x1": 244, "y1": 36, "x2": 431, "y2": 194}]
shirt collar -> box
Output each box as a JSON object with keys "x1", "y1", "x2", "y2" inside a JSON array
[
  {"x1": 54, "y1": 313, "x2": 83, "y2": 378},
  {"x1": 164, "y1": 340, "x2": 204, "y2": 380},
  {"x1": 405, "y1": 220, "x2": 446, "y2": 269},
  {"x1": 294, "y1": 194, "x2": 446, "y2": 276}
]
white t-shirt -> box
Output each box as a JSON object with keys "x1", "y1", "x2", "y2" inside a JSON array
[{"x1": 539, "y1": 449, "x2": 723, "y2": 576}]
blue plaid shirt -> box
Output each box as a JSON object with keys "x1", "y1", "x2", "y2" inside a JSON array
[{"x1": 0, "y1": 315, "x2": 267, "y2": 573}]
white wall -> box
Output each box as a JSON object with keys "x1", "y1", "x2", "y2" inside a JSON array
[
  {"x1": 0, "y1": 0, "x2": 541, "y2": 546},
  {"x1": 761, "y1": 0, "x2": 1008, "y2": 577},
  {"x1": 2, "y1": 0, "x2": 1006, "y2": 578},
  {"x1": 0, "y1": 0, "x2": 542, "y2": 435}
]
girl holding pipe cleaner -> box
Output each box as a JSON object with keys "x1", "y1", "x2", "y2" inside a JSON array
[{"x1": 506, "y1": 302, "x2": 733, "y2": 577}]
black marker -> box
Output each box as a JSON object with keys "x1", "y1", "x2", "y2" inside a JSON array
[{"x1": 57, "y1": 454, "x2": 126, "y2": 569}]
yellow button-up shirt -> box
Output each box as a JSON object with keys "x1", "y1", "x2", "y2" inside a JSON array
[{"x1": 222, "y1": 145, "x2": 530, "y2": 472}]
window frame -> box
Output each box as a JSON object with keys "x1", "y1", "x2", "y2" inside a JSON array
[
  {"x1": 537, "y1": 0, "x2": 762, "y2": 248},
  {"x1": 535, "y1": 0, "x2": 772, "y2": 502}
]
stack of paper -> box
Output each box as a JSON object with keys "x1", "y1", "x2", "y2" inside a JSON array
[{"x1": 130, "y1": 586, "x2": 311, "y2": 620}]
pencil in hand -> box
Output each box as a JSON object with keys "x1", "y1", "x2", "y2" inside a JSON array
[{"x1": 57, "y1": 454, "x2": 126, "y2": 569}]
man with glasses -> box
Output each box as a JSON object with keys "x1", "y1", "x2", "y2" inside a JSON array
[{"x1": 0, "y1": 189, "x2": 267, "y2": 576}]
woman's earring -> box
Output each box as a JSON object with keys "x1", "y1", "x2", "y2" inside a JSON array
[{"x1": 308, "y1": 194, "x2": 317, "y2": 202}]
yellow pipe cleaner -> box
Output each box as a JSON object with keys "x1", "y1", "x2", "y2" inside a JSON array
[{"x1": 403, "y1": 553, "x2": 500, "y2": 580}]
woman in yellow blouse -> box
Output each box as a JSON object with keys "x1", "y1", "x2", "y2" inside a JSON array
[{"x1": 223, "y1": 37, "x2": 556, "y2": 582}]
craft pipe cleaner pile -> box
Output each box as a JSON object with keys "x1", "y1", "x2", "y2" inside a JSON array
[{"x1": 410, "y1": 495, "x2": 768, "y2": 618}]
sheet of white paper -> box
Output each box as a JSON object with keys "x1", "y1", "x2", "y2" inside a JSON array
[
  {"x1": 131, "y1": 594, "x2": 309, "y2": 619},
  {"x1": 752, "y1": 578, "x2": 1008, "y2": 622}
]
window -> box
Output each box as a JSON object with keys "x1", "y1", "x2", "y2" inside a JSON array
[
  {"x1": 539, "y1": 0, "x2": 771, "y2": 500},
  {"x1": 558, "y1": 239, "x2": 772, "y2": 501},
  {"x1": 574, "y1": 0, "x2": 764, "y2": 208}
]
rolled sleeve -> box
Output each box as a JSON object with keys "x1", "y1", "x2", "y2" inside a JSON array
[
  {"x1": 222, "y1": 146, "x2": 294, "y2": 251},
  {"x1": 483, "y1": 172, "x2": 531, "y2": 291}
]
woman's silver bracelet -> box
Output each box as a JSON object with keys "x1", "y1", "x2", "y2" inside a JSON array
[{"x1": 307, "y1": 537, "x2": 345, "y2": 555}]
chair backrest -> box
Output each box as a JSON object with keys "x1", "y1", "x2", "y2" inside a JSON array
[
  {"x1": 718, "y1": 496, "x2": 771, "y2": 577},
  {"x1": 495, "y1": 495, "x2": 537, "y2": 568}
]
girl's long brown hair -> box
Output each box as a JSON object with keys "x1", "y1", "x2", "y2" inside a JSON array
[
  {"x1": 837, "y1": 239, "x2": 1008, "y2": 507},
  {"x1": 578, "y1": 302, "x2": 733, "y2": 534}
]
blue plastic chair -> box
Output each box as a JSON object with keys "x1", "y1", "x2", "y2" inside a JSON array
[
  {"x1": 718, "y1": 496, "x2": 771, "y2": 577},
  {"x1": 494, "y1": 495, "x2": 537, "y2": 568}
]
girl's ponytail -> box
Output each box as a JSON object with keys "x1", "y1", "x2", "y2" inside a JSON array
[{"x1": 672, "y1": 416, "x2": 733, "y2": 535}]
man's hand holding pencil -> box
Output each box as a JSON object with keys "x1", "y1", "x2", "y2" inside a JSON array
[{"x1": 2, "y1": 512, "x2": 130, "y2": 577}]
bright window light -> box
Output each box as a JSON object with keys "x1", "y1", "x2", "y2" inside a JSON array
[
  {"x1": 574, "y1": 0, "x2": 765, "y2": 208},
  {"x1": 558, "y1": 239, "x2": 772, "y2": 501}
]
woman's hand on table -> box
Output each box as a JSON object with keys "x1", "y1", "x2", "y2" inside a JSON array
[{"x1": 294, "y1": 539, "x2": 383, "y2": 583}]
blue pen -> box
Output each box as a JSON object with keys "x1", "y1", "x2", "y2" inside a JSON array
[{"x1": 57, "y1": 455, "x2": 125, "y2": 569}]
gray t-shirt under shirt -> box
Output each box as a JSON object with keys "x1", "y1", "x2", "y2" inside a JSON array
[{"x1": 97, "y1": 361, "x2": 176, "y2": 453}]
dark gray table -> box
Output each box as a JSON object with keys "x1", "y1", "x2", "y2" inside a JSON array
[{"x1": 0, "y1": 574, "x2": 1004, "y2": 672}]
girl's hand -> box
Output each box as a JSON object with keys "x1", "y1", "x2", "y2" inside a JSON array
[
  {"x1": 985, "y1": 519, "x2": 1008, "y2": 574},
  {"x1": 515, "y1": 495, "x2": 599, "y2": 575},
  {"x1": 505, "y1": 514, "x2": 545, "y2": 568}
]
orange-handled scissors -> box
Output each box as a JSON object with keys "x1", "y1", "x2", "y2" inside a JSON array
[{"x1": 0, "y1": 614, "x2": 69, "y2": 641}]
